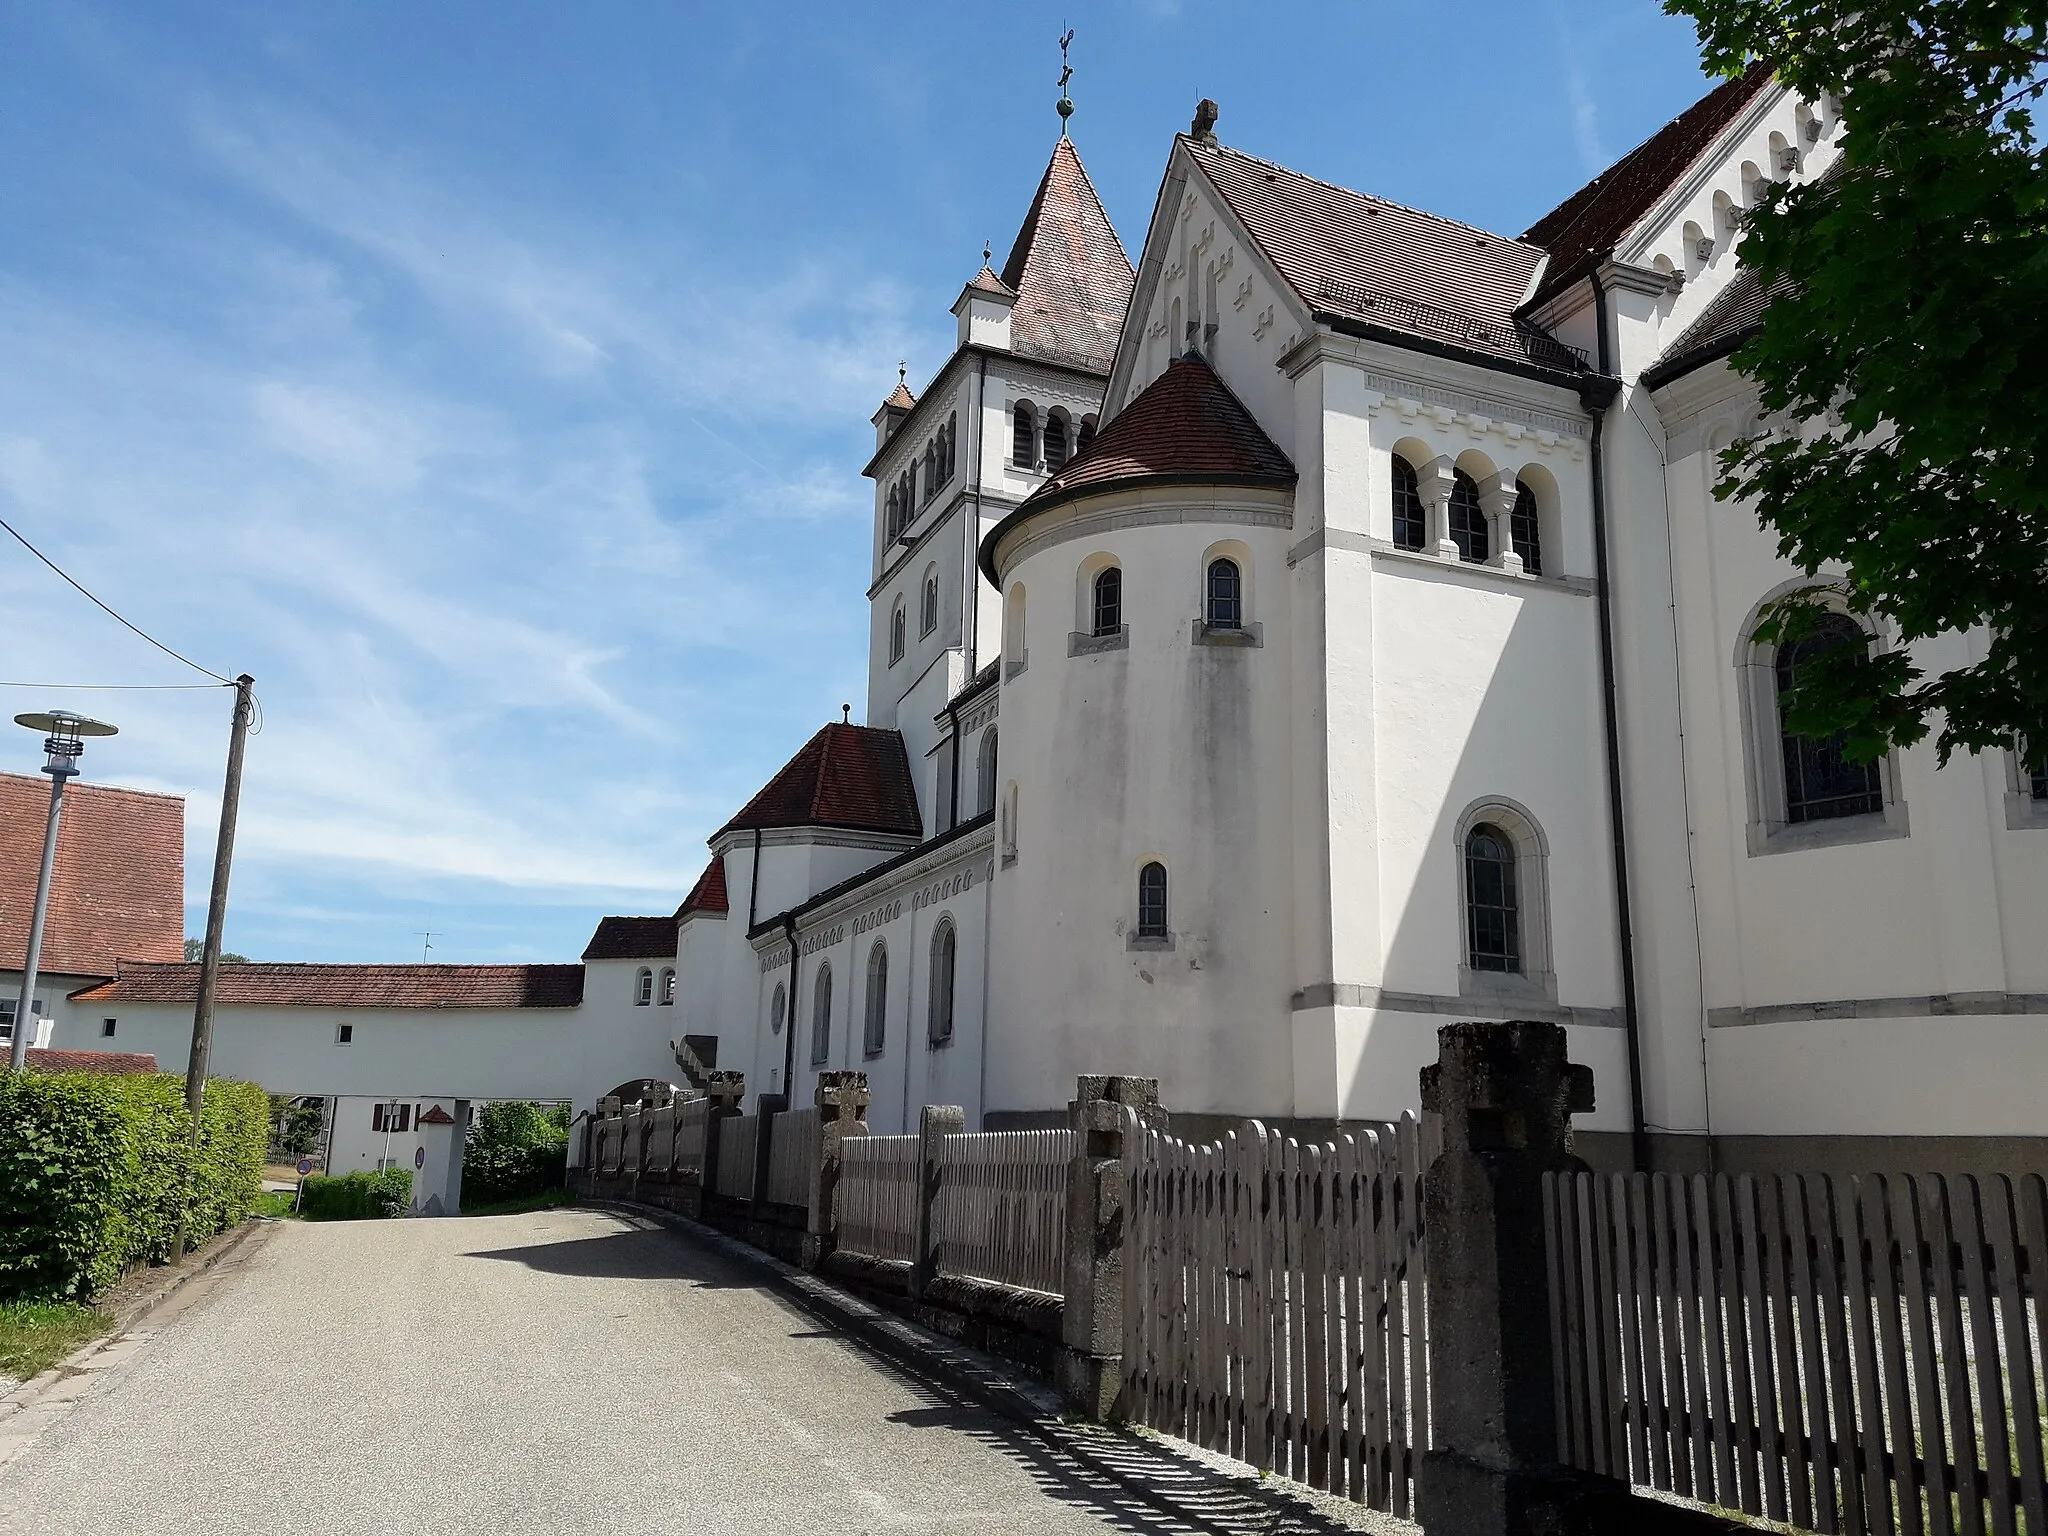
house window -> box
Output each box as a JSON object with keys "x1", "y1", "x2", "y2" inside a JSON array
[
  {"x1": 635, "y1": 968, "x2": 654, "y2": 1006},
  {"x1": 336, "y1": 1023, "x2": 354, "y2": 1046},
  {"x1": 1044, "y1": 411, "x2": 1070, "y2": 471},
  {"x1": 372, "y1": 1102, "x2": 413, "y2": 1134},
  {"x1": 1464, "y1": 824, "x2": 1520, "y2": 973},
  {"x1": 101, "y1": 1018, "x2": 117, "y2": 1038},
  {"x1": 1449, "y1": 470, "x2": 1489, "y2": 563},
  {"x1": 1511, "y1": 482, "x2": 1543, "y2": 576},
  {"x1": 1091, "y1": 567, "x2": 1122, "y2": 636},
  {"x1": 1391, "y1": 455, "x2": 1426, "y2": 552},
  {"x1": 885, "y1": 488, "x2": 900, "y2": 543},
  {"x1": 0, "y1": 997, "x2": 46, "y2": 1043},
  {"x1": 810, "y1": 964, "x2": 832, "y2": 1066},
  {"x1": 928, "y1": 919, "x2": 956, "y2": 1045},
  {"x1": 1076, "y1": 417, "x2": 1096, "y2": 456},
  {"x1": 944, "y1": 413, "x2": 958, "y2": 481},
  {"x1": 1137, "y1": 862, "x2": 1168, "y2": 939},
  {"x1": 1013, "y1": 404, "x2": 1035, "y2": 468},
  {"x1": 658, "y1": 968, "x2": 675, "y2": 1006},
  {"x1": 924, "y1": 441, "x2": 937, "y2": 503},
  {"x1": 890, "y1": 600, "x2": 906, "y2": 665},
  {"x1": 863, "y1": 942, "x2": 888, "y2": 1057},
  {"x1": 977, "y1": 727, "x2": 999, "y2": 816},
  {"x1": 921, "y1": 571, "x2": 939, "y2": 637},
  {"x1": 1776, "y1": 615, "x2": 1883, "y2": 824},
  {"x1": 1205, "y1": 558, "x2": 1242, "y2": 629}
]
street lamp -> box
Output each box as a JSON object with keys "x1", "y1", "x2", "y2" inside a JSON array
[{"x1": 8, "y1": 711, "x2": 117, "y2": 1071}]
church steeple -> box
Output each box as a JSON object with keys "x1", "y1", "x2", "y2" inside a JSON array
[{"x1": 994, "y1": 137, "x2": 1134, "y2": 371}]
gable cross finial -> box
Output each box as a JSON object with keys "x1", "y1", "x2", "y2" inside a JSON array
[{"x1": 1056, "y1": 29, "x2": 1076, "y2": 136}]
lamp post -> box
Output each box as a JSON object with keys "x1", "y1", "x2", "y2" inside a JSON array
[{"x1": 8, "y1": 711, "x2": 118, "y2": 1071}]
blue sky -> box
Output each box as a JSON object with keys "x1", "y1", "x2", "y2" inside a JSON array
[{"x1": 0, "y1": 2, "x2": 1716, "y2": 964}]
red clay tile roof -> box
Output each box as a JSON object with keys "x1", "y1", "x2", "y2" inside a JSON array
[
  {"x1": 719, "y1": 724, "x2": 922, "y2": 840},
  {"x1": 1187, "y1": 141, "x2": 1581, "y2": 373},
  {"x1": 418, "y1": 1104, "x2": 456, "y2": 1125},
  {"x1": 1642, "y1": 266, "x2": 1790, "y2": 388},
  {"x1": 24, "y1": 1048, "x2": 159, "y2": 1075},
  {"x1": 965, "y1": 266, "x2": 1015, "y2": 298},
  {"x1": 0, "y1": 772, "x2": 183, "y2": 979},
  {"x1": 1523, "y1": 63, "x2": 1776, "y2": 307},
  {"x1": 999, "y1": 138, "x2": 1135, "y2": 370},
  {"x1": 883, "y1": 381, "x2": 917, "y2": 410},
  {"x1": 581, "y1": 916, "x2": 679, "y2": 962},
  {"x1": 676, "y1": 857, "x2": 729, "y2": 919},
  {"x1": 71, "y1": 963, "x2": 585, "y2": 1009}
]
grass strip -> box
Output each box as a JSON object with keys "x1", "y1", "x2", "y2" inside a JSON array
[{"x1": 0, "y1": 1300, "x2": 109, "y2": 1382}]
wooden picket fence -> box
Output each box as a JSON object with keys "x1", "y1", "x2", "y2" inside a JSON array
[
  {"x1": 935, "y1": 1128, "x2": 1072, "y2": 1295},
  {"x1": 838, "y1": 1134, "x2": 919, "y2": 1264},
  {"x1": 765, "y1": 1107, "x2": 819, "y2": 1208},
  {"x1": 1121, "y1": 1113, "x2": 1431, "y2": 1516},
  {"x1": 1545, "y1": 1169, "x2": 2048, "y2": 1536},
  {"x1": 713, "y1": 1113, "x2": 757, "y2": 1199}
]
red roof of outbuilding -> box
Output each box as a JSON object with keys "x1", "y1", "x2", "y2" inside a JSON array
[
  {"x1": 718, "y1": 724, "x2": 922, "y2": 840},
  {"x1": 1523, "y1": 63, "x2": 1776, "y2": 307},
  {"x1": 581, "y1": 916, "x2": 678, "y2": 962},
  {"x1": 676, "y1": 857, "x2": 729, "y2": 919},
  {"x1": 0, "y1": 772, "x2": 183, "y2": 979},
  {"x1": 71, "y1": 963, "x2": 585, "y2": 1009},
  {"x1": 24, "y1": 1048, "x2": 159, "y2": 1076},
  {"x1": 999, "y1": 138, "x2": 1135, "y2": 370}
]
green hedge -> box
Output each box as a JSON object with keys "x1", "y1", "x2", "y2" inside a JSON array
[
  {"x1": 461, "y1": 1101, "x2": 568, "y2": 1209},
  {"x1": 300, "y1": 1168, "x2": 412, "y2": 1221},
  {"x1": 0, "y1": 1071, "x2": 268, "y2": 1302}
]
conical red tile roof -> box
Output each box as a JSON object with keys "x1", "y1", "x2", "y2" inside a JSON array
[
  {"x1": 718, "y1": 724, "x2": 922, "y2": 840},
  {"x1": 999, "y1": 139, "x2": 1134, "y2": 370}
]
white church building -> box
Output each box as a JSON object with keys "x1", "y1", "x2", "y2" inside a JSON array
[{"x1": 658, "y1": 73, "x2": 2048, "y2": 1173}]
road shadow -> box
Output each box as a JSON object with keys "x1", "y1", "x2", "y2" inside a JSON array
[{"x1": 461, "y1": 1222, "x2": 767, "y2": 1291}]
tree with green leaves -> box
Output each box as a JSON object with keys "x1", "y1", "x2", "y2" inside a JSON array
[{"x1": 1664, "y1": 0, "x2": 2047, "y2": 770}]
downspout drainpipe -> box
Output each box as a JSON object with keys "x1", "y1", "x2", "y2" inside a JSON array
[
  {"x1": 746, "y1": 827, "x2": 762, "y2": 931},
  {"x1": 947, "y1": 699, "x2": 962, "y2": 831},
  {"x1": 1584, "y1": 269, "x2": 1652, "y2": 1175}
]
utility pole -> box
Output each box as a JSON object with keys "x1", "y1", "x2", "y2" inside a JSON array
[{"x1": 172, "y1": 674, "x2": 254, "y2": 1262}]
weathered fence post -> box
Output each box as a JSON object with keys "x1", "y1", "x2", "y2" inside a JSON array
[
  {"x1": 1417, "y1": 1020, "x2": 1598, "y2": 1535},
  {"x1": 1059, "y1": 1075, "x2": 1162, "y2": 1421},
  {"x1": 805, "y1": 1070, "x2": 870, "y2": 1268},
  {"x1": 911, "y1": 1103, "x2": 965, "y2": 1298},
  {"x1": 750, "y1": 1092, "x2": 786, "y2": 1208},
  {"x1": 691, "y1": 1071, "x2": 744, "y2": 1219}
]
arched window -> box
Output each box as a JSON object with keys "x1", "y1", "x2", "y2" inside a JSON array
[
  {"x1": 810, "y1": 964, "x2": 832, "y2": 1066},
  {"x1": 1000, "y1": 781, "x2": 1018, "y2": 857},
  {"x1": 902, "y1": 469, "x2": 915, "y2": 518},
  {"x1": 923, "y1": 441, "x2": 937, "y2": 502},
  {"x1": 885, "y1": 488, "x2": 900, "y2": 542},
  {"x1": 1510, "y1": 481, "x2": 1543, "y2": 576},
  {"x1": 770, "y1": 982, "x2": 786, "y2": 1035},
  {"x1": 1137, "y1": 862, "x2": 1168, "y2": 939},
  {"x1": 1004, "y1": 584, "x2": 1026, "y2": 675},
  {"x1": 1077, "y1": 417, "x2": 1096, "y2": 456},
  {"x1": 928, "y1": 919, "x2": 956, "y2": 1045},
  {"x1": 1776, "y1": 615, "x2": 1883, "y2": 823},
  {"x1": 1044, "y1": 412, "x2": 1070, "y2": 471},
  {"x1": 658, "y1": 968, "x2": 675, "y2": 1006},
  {"x1": 1013, "y1": 404, "x2": 1035, "y2": 468},
  {"x1": 1205, "y1": 558, "x2": 1242, "y2": 629},
  {"x1": 1391, "y1": 455, "x2": 1426, "y2": 552},
  {"x1": 921, "y1": 571, "x2": 939, "y2": 637},
  {"x1": 945, "y1": 413, "x2": 958, "y2": 480},
  {"x1": 862, "y1": 942, "x2": 888, "y2": 1056},
  {"x1": 1092, "y1": 566, "x2": 1122, "y2": 636},
  {"x1": 890, "y1": 600, "x2": 906, "y2": 665},
  {"x1": 1464, "y1": 824, "x2": 1520, "y2": 973},
  {"x1": 1449, "y1": 470, "x2": 1489, "y2": 563},
  {"x1": 977, "y1": 727, "x2": 999, "y2": 816},
  {"x1": 634, "y1": 968, "x2": 653, "y2": 1006}
]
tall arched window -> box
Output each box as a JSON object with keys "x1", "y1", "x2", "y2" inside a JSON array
[
  {"x1": 1044, "y1": 412, "x2": 1070, "y2": 471},
  {"x1": 1137, "y1": 862, "x2": 1168, "y2": 939},
  {"x1": 810, "y1": 963, "x2": 833, "y2": 1066},
  {"x1": 770, "y1": 982, "x2": 786, "y2": 1035},
  {"x1": 1511, "y1": 481, "x2": 1543, "y2": 575},
  {"x1": 885, "y1": 488, "x2": 900, "y2": 542},
  {"x1": 1004, "y1": 584, "x2": 1027, "y2": 675},
  {"x1": 1012, "y1": 404, "x2": 1035, "y2": 468},
  {"x1": 945, "y1": 413, "x2": 958, "y2": 480},
  {"x1": 1464, "y1": 824, "x2": 1520, "y2": 973},
  {"x1": 977, "y1": 726, "x2": 999, "y2": 816},
  {"x1": 1076, "y1": 417, "x2": 1096, "y2": 456},
  {"x1": 635, "y1": 968, "x2": 653, "y2": 1006},
  {"x1": 1391, "y1": 455, "x2": 1426, "y2": 552},
  {"x1": 921, "y1": 571, "x2": 939, "y2": 637},
  {"x1": 928, "y1": 919, "x2": 956, "y2": 1045},
  {"x1": 862, "y1": 942, "x2": 888, "y2": 1057},
  {"x1": 1449, "y1": 470, "x2": 1489, "y2": 563},
  {"x1": 1092, "y1": 566, "x2": 1122, "y2": 636},
  {"x1": 658, "y1": 968, "x2": 675, "y2": 1006},
  {"x1": 923, "y1": 442, "x2": 937, "y2": 502},
  {"x1": 1776, "y1": 615, "x2": 1883, "y2": 823},
  {"x1": 901, "y1": 469, "x2": 915, "y2": 518},
  {"x1": 1205, "y1": 558, "x2": 1242, "y2": 629},
  {"x1": 890, "y1": 600, "x2": 906, "y2": 665}
]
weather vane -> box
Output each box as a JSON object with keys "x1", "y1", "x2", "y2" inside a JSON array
[{"x1": 1056, "y1": 30, "x2": 1075, "y2": 136}]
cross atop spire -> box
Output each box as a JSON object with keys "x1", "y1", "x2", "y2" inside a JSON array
[{"x1": 1056, "y1": 29, "x2": 1075, "y2": 137}]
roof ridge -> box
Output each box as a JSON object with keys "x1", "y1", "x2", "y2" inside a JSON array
[{"x1": 1185, "y1": 137, "x2": 1533, "y2": 248}]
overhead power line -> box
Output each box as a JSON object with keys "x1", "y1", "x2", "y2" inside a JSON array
[
  {"x1": 0, "y1": 681, "x2": 227, "y2": 691},
  {"x1": 0, "y1": 514, "x2": 233, "y2": 684}
]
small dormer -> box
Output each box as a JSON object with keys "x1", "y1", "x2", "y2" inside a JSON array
[
  {"x1": 872, "y1": 373, "x2": 917, "y2": 452},
  {"x1": 954, "y1": 267, "x2": 1016, "y2": 352}
]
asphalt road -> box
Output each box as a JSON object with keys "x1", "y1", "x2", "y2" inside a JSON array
[{"x1": 0, "y1": 1209, "x2": 1182, "y2": 1535}]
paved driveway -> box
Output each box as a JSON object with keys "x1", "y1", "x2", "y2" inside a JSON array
[{"x1": 0, "y1": 1208, "x2": 1398, "y2": 1536}]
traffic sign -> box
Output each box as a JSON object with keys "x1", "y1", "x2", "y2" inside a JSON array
[{"x1": 295, "y1": 1157, "x2": 313, "y2": 1176}]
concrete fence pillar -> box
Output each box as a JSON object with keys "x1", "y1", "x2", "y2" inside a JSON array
[
  {"x1": 804, "y1": 1070, "x2": 870, "y2": 1268},
  {"x1": 1416, "y1": 1019, "x2": 1597, "y2": 1535},
  {"x1": 750, "y1": 1093, "x2": 786, "y2": 1207},
  {"x1": 694, "y1": 1071, "x2": 744, "y2": 1215},
  {"x1": 1059, "y1": 1075, "x2": 1163, "y2": 1420},
  {"x1": 910, "y1": 1103, "x2": 964, "y2": 1299}
]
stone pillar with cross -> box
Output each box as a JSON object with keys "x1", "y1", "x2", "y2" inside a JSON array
[
  {"x1": 1059, "y1": 1075, "x2": 1165, "y2": 1420},
  {"x1": 803, "y1": 1070, "x2": 870, "y2": 1268}
]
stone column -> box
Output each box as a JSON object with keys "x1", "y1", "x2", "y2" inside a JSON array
[
  {"x1": 1417, "y1": 455, "x2": 1461, "y2": 562},
  {"x1": 804, "y1": 1070, "x2": 870, "y2": 1268},
  {"x1": 750, "y1": 1092, "x2": 786, "y2": 1208},
  {"x1": 910, "y1": 1103, "x2": 964, "y2": 1299},
  {"x1": 692, "y1": 1071, "x2": 744, "y2": 1218},
  {"x1": 1477, "y1": 469, "x2": 1528, "y2": 576},
  {"x1": 1058, "y1": 1075, "x2": 1164, "y2": 1421},
  {"x1": 1416, "y1": 1020, "x2": 1598, "y2": 1535}
]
